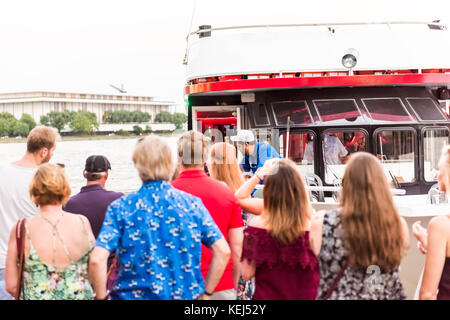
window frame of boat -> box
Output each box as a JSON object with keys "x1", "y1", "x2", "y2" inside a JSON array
[
  {"x1": 270, "y1": 100, "x2": 314, "y2": 127},
  {"x1": 420, "y1": 126, "x2": 450, "y2": 184},
  {"x1": 278, "y1": 129, "x2": 317, "y2": 173},
  {"x1": 361, "y1": 97, "x2": 415, "y2": 123},
  {"x1": 312, "y1": 98, "x2": 363, "y2": 124},
  {"x1": 372, "y1": 126, "x2": 418, "y2": 186},
  {"x1": 406, "y1": 97, "x2": 448, "y2": 122},
  {"x1": 321, "y1": 127, "x2": 370, "y2": 185},
  {"x1": 252, "y1": 102, "x2": 271, "y2": 127}
]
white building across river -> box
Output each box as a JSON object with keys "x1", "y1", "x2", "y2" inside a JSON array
[{"x1": 0, "y1": 91, "x2": 175, "y2": 124}]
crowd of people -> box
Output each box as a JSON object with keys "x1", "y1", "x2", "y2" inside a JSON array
[{"x1": 0, "y1": 125, "x2": 449, "y2": 300}]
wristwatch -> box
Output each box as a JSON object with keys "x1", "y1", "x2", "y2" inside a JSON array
[{"x1": 204, "y1": 290, "x2": 213, "y2": 296}]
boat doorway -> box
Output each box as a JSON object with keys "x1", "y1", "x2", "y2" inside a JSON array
[{"x1": 192, "y1": 105, "x2": 242, "y2": 144}]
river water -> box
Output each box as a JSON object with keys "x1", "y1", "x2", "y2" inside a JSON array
[{"x1": 0, "y1": 136, "x2": 180, "y2": 195}]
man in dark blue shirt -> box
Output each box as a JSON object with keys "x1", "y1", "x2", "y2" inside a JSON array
[
  {"x1": 64, "y1": 155, "x2": 123, "y2": 238},
  {"x1": 231, "y1": 130, "x2": 281, "y2": 175}
]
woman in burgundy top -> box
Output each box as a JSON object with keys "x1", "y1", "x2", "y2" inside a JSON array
[
  {"x1": 239, "y1": 159, "x2": 321, "y2": 300},
  {"x1": 413, "y1": 145, "x2": 450, "y2": 300}
]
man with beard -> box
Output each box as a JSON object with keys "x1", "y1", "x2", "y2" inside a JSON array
[{"x1": 0, "y1": 125, "x2": 59, "y2": 300}]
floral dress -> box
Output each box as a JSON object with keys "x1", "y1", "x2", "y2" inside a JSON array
[
  {"x1": 317, "y1": 210, "x2": 407, "y2": 300},
  {"x1": 20, "y1": 219, "x2": 94, "y2": 300}
]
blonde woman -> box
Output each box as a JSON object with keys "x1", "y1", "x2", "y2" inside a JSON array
[
  {"x1": 313, "y1": 152, "x2": 410, "y2": 300},
  {"x1": 5, "y1": 163, "x2": 96, "y2": 300},
  {"x1": 413, "y1": 145, "x2": 450, "y2": 300},
  {"x1": 208, "y1": 142, "x2": 245, "y2": 193},
  {"x1": 240, "y1": 159, "x2": 321, "y2": 300}
]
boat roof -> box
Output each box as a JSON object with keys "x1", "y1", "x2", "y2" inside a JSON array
[{"x1": 185, "y1": 22, "x2": 450, "y2": 94}]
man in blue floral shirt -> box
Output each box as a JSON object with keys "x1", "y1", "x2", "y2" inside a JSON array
[{"x1": 89, "y1": 135, "x2": 231, "y2": 300}]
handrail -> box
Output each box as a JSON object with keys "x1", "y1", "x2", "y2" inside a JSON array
[
  {"x1": 186, "y1": 21, "x2": 447, "y2": 41},
  {"x1": 254, "y1": 184, "x2": 406, "y2": 195}
]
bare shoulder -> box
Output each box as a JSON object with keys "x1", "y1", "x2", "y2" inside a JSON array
[
  {"x1": 311, "y1": 210, "x2": 326, "y2": 227},
  {"x1": 63, "y1": 211, "x2": 90, "y2": 225},
  {"x1": 248, "y1": 215, "x2": 268, "y2": 230},
  {"x1": 428, "y1": 214, "x2": 450, "y2": 233}
]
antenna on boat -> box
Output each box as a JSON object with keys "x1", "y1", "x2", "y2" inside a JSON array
[{"x1": 183, "y1": 0, "x2": 198, "y2": 65}]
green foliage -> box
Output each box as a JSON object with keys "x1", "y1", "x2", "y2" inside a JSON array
[
  {"x1": 103, "y1": 110, "x2": 151, "y2": 124},
  {"x1": 133, "y1": 125, "x2": 144, "y2": 135},
  {"x1": 69, "y1": 112, "x2": 99, "y2": 134},
  {"x1": 40, "y1": 115, "x2": 50, "y2": 126},
  {"x1": 48, "y1": 111, "x2": 67, "y2": 132},
  {"x1": 0, "y1": 112, "x2": 33, "y2": 137},
  {"x1": 0, "y1": 118, "x2": 9, "y2": 136},
  {"x1": 20, "y1": 114, "x2": 36, "y2": 131},
  {"x1": 0, "y1": 112, "x2": 16, "y2": 122},
  {"x1": 11, "y1": 121, "x2": 30, "y2": 137},
  {"x1": 154, "y1": 111, "x2": 173, "y2": 123},
  {"x1": 172, "y1": 113, "x2": 188, "y2": 129},
  {"x1": 144, "y1": 125, "x2": 152, "y2": 133},
  {"x1": 116, "y1": 129, "x2": 130, "y2": 136}
]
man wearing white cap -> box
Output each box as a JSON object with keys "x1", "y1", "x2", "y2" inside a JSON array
[{"x1": 231, "y1": 130, "x2": 281, "y2": 175}]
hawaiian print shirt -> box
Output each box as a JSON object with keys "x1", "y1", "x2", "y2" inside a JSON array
[{"x1": 96, "y1": 180, "x2": 223, "y2": 300}]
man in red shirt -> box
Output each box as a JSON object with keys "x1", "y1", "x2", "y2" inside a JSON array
[{"x1": 172, "y1": 131, "x2": 244, "y2": 300}]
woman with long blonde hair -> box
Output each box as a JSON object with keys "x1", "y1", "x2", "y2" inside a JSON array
[
  {"x1": 312, "y1": 152, "x2": 410, "y2": 299},
  {"x1": 207, "y1": 142, "x2": 252, "y2": 300},
  {"x1": 240, "y1": 158, "x2": 321, "y2": 300},
  {"x1": 208, "y1": 142, "x2": 245, "y2": 192}
]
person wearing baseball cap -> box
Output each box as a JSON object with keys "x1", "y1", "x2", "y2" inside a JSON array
[
  {"x1": 231, "y1": 129, "x2": 281, "y2": 176},
  {"x1": 64, "y1": 155, "x2": 123, "y2": 239}
]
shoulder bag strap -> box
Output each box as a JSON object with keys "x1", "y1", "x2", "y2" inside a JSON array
[
  {"x1": 15, "y1": 219, "x2": 26, "y2": 300},
  {"x1": 323, "y1": 261, "x2": 349, "y2": 300}
]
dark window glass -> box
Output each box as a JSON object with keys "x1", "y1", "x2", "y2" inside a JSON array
[
  {"x1": 253, "y1": 103, "x2": 270, "y2": 126},
  {"x1": 363, "y1": 98, "x2": 412, "y2": 122},
  {"x1": 271, "y1": 101, "x2": 312, "y2": 125},
  {"x1": 407, "y1": 98, "x2": 446, "y2": 121},
  {"x1": 314, "y1": 100, "x2": 362, "y2": 123}
]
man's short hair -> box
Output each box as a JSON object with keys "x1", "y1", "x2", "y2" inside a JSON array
[
  {"x1": 27, "y1": 126, "x2": 60, "y2": 154},
  {"x1": 177, "y1": 131, "x2": 210, "y2": 168},
  {"x1": 84, "y1": 171, "x2": 107, "y2": 181},
  {"x1": 132, "y1": 135, "x2": 174, "y2": 181}
]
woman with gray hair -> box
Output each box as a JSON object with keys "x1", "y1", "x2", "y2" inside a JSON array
[{"x1": 88, "y1": 135, "x2": 230, "y2": 300}]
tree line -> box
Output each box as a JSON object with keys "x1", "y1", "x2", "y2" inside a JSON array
[
  {"x1": 0, "y1": 110, "x2": 188, "y2": 137},
  {"x1": 154, "y1": 111, "x2": 187, "y2": 129},
  {"x1": 0, "y1": 112, "x2": 36, "y2": 137},
  {"x1": 40, "y1": 110, "x2": 99, "y2": 134}
]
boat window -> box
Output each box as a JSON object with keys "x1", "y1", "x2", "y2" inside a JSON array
[
  {"x1": 279, "y1": 132, "x2": 315, "y2": 177},
  {"x1": 407, "y1": 98, "x2": 447, "y2": 121},
  {"x1": 253, "y1": 103, "x2": 270, "y2": 126},
  {"x1": 375, "y1": 129, "x2": 415, "y2": 185},
  {"x1": 322, "y1": 130, "x2": 367, "y2": 184},
  {"x1": 424, "y1": 128, "x2": 450, "y2": 182},
  {"x1": 313, "y1": 99, "x2": 363, "y2": 124},
  {"x1": 362, "y1": 98, "x2": 413, "y2": 122},
  {"x1": 271, "y1": 101, "x2": 312, "y2": 126}
]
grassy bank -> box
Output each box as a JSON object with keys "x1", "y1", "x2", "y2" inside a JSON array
[{"x1": 0, "y1": 131, "x2": 184, "y2": 144}]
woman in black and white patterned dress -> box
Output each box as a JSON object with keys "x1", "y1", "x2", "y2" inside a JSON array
[{"x1": 311, "y1": 152, "x2": 410, "y2": 300}]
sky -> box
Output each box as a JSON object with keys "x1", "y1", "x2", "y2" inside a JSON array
[{"x1": 0, "y1": 0, "x2": 449, "y2": 112}]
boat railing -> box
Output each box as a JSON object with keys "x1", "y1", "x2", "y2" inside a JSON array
[{"x1": 186, "y1": 20, "x2": 447, "y2": 41}]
